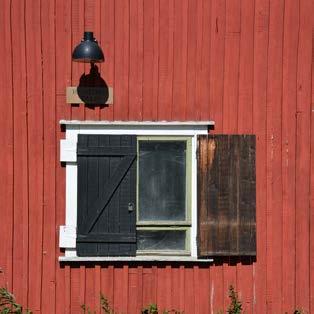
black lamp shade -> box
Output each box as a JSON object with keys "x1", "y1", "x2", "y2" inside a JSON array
[{"x1": 72, "y1": 32, "x2": 104, "y2": 63}]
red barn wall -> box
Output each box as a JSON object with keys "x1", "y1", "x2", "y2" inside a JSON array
[{"x1": 0, "y1": 0, "x2": 313, "y2": 313}]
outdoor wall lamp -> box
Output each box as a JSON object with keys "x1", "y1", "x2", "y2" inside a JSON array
[{"x1": 72, "y1": 31, "x2": 104, "y2": 63}]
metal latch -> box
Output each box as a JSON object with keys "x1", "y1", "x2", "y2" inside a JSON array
[{"x1": 128, "y1": 202, "x2": 135, "y2": 212}]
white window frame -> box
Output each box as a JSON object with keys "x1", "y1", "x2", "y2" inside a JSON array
[{"x1": 59, "y1": 120, "x2": 214, "y2": 262}]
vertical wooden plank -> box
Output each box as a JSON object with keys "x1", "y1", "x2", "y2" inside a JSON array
[
  {"x1": 122, "y1": 265, "x2": 129, "y2": 313},
  {"x1": 118, "y1": 139, "x2": 137, "y2": 257},
  {"x1": 113, "y1": 266, "x2": 128, "y2": 313},
  {"x1": 71, "y1": 0, "x2": 85, "y2": 120},
  {"x1": 209, "y1": 0, "x2": 225, "y2": 132},
  {"x1": 193, "y1": 0, "x2": 204, "y2": 121},
  {"x1": 156, "y1": 266, "x2": 167, "y2": 311},
  {"x1": 223, "y1": 261, "x2": 237, "y2": 311},
  {"x1": 142, "y1": 0, "x2": 159, "y2": 120},
  {"x1": 281, "y1": 0, "x2": 299, "y2": 312},
  {"x1": 295, "y1": 0, "x2": 312, "y2": 310},
  {"x1": 151, "y1": 266, "x2": 158, "y2": 307},
  {"x1": 238, "y1": 137, "x2": 256, "y2": 252},
  {"x1": 128, "y1": 267, "x2": 138, "y2": 314},
  {"x1": 238, "y1": 0, "x2": 254, "y2": 134},
  {"x1": 41, "y1": 0, "x2": 56, "y2": 312},
  {"x1": 185, "y1": 0, "x2": 198, "y2": 121},
  {"x1": 171, "y1": 267, "x2": 180, "y2": 311},
  {"x1": 193, "y1": 266, "x2": 201, "y2": 314},
  {"x1": 237, "y1": 3, "x2": 255, "y2": 308},
  {"x1": 94, "y1": 265, "x2": 101, "y2": 313},
  {"x1": 171, "y1": 0, "x2": 188, "y2": 120},
  {"x1": 0, "y1": 0, "x2": 13, "y2": 292},
  {"x1": 236, "y1": 260, "x2": 254, "y2": 313},
  {"x1": 223, "y1": 0, "x2": 241, "y2": 133},
  {"x1": 310, "y1": 34, "x2": 314, "y2": 313},
  {"x1": 163, "y1": 266, "x2": 172, "y2": 311},
  {"x1": 198, "y1": 267, "x2": 210, "y2": 314},
  {"x1": 101, "y1": 266, "x2": 114, "y2": 308},
  {"x1": 64, "y1": 266, "x2": 71, "y2": 314},
  {"x1": 76, "y1": 139, "x2": 89, "y2": 255},
  {"x1": 184, "y1": 267, "x2": 194, "y2": 314},
  {"x1": 267, "y1": 1, "x2": 284, "y2": 312},
  {"x1": 252, "y1": 0, "x2": 269, "y2": 312},
  {"x1": 142, "y1": 267, "x2": 155, "y2": 307},
  {"x1": 114, "y1": 0, "x2": 130, "y2": 120},
  {"x1": 129, "y1": 0, "x2": 144, "y2": 121},
  {"x1": 70, "y1": 267, "x2": 81, "y2": 313},
  {"x1": 97, "y1": 136, "x2": 110, "y2": 256},
  {"x1": 11, "y1": 0, "x2": 29, "y2": 307},
  {"x1": 137, "y1": 266, "x2": 143, "y2": 312},
  {"x1": 178, "y1": 266, "x2": 185, "y2": 312},
  {"x1": 198, "y1": 136, "x2": 210, "y2": 253},
  {"x1": 210, "y1": 264, "x2": 224, "y2": 313},
  {"x1": 94, "y1": 0, "x2": 101, "y2": 118},
  {"x1": 100, "y1": 0, "x2": 115, "y2": 121},
  {"x1": 199, "y1": 0, "x2": 211, "y2": 121},
  {"x1": 157, "y1": 0, "x2": 174, "y2": 120},
  {"x1": 310, "y1": 25, "x2": 314, "y2": 314},
  {"x1": 25, "y1": 0, "x2": 44, "y2": 311},
  {"x1": 79, "y1": 266, "x2": 86, "y2": 310},
  {"x1": 113, "y1": 267, "x2": 122, "y2": 311},
  {"x1": 55, "y1": 0, "x2": 72, "y2": 312},
  {"x1": 85, "y1": 267, "x2": 95, "y2": 312},
  {"x1": 84, "y1": 0, "x2": 101, "y2": 120}
]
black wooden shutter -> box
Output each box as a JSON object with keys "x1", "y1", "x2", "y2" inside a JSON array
[
  {"x1": 197, "y1": 135, "x2": 256, "y2": 256},
  {"x1": 77, "y1": 135, "x2": 137, "y2": 256}
]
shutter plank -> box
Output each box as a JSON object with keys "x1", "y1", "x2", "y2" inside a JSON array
[
  {"x1": 118, "y1": 135, "x2": 137, "y2": 255},
  {"x1": 198, "y1": 135, "x2": 256, "y2": 256},
  {"x1": 198, "y1": 134, "x2": 210, "y2": 254},
  {"x1": 97, "y1": 135, "x2": 110, "y2": 255},
  {"x1": 87, "y1": 135, "x2": 100, "y2": 255},
  {"x1": 239, "y1": 136, "x2": 256, "y2": 253},
  {"x1": 107, "y1": 135, "x2": 121, "y2": 256},
  {"x1": 77, "y1": 135, "x2": 89, "y2": 255}
]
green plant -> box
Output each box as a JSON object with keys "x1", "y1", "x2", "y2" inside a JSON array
[
  {"x1": 0, "y1": 288, "x2": 31, "y2": 314},
  {"x1": 81, "y1": 294, "x2": 115, "y2": 314},
  {"x1": 227, "y1": 285, "x2": 242, "y2": 314},
  {"x1": 141, "y1": 303, "x2": 183, "y2": 314},
  {"x1": 81, "y1": 304, "x2": 95, "y2": 314},
  {"x1": 141, "y1": 303, "x2": 158, "y2": 314},
  {"x1": 100, "y1": 293, "x2": 115, "y2": 314}
]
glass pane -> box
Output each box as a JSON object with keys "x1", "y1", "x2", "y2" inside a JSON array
[
  {"x1": 138, "y1": 141, "x2": 186, "y2": 221},
  {"x1": 137, "y1": 230, "x2": 186, "y2": 251}
]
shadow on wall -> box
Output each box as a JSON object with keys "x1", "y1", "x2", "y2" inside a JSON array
[
  {"x1": 74, "y1": 63, "x2": 109, "y2": 108},
  {"x1": 59, "y1": 256, "x2": 256, "y2": 269}
]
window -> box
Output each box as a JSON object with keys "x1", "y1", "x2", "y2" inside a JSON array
[
  {"x1": 137, "y1": 137, "x2": 192, "y2": 255},
  {"x1": 59, "y1": 121, "x2": 256, "y2": 261}
]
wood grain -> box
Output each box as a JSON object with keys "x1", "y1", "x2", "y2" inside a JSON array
[{"x1": 198, "y1": 135, "x2": 256, "y2": 257}]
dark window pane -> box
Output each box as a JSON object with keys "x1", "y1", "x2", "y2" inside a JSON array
[
  {"x1": 138, "y1": 141, "x2": 186, "y2": 221},
  {"x1": 137, "y1": 230, "x2": 186, "y2": 250}
]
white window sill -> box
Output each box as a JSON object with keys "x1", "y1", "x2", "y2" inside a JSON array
[{"x1": 59, "y1": 256, "x2": 213, "y2": 263}]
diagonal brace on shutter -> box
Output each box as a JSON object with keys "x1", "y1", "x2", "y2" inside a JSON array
[{"x1": 81, "y1": 155, "x2": 136, "y2": 233}]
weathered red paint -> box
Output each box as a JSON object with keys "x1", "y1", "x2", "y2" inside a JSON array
[{"x1": 0, "y1": 0, "x2": 313, "y2": 313}]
